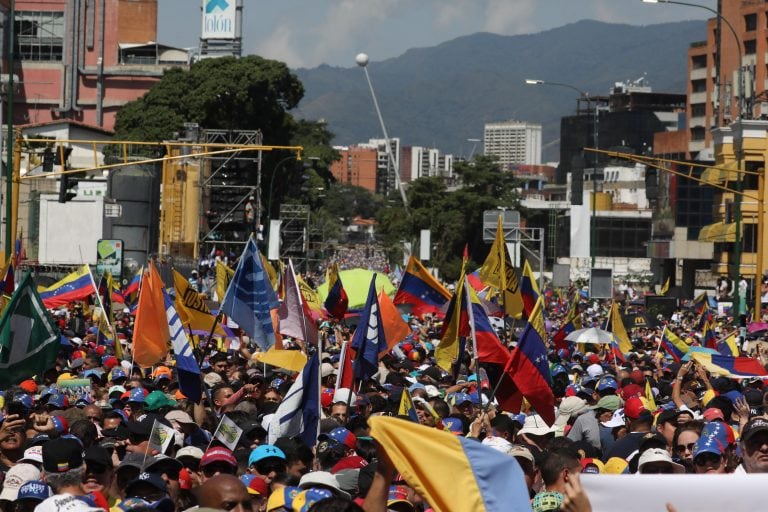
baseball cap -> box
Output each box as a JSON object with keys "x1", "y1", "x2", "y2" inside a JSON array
[
  {"x1": 84, "y1": 445, "x2": 113, "y2": 470},
  {"x1": 45, "y1": 393, "x2": 68, "y2": 409},
  {"x1": 580, "y1": 458, "x2": 605, "y2": 475},
  {"x1": 330, "y1": 456, "x2": 368, "y2": 474},
  {"x1": 127, "y1": 387, "x2": 147, "y2": 404},
  {"x1": 441, "y1": 417, "x2": 464, "y2": 435},
  {"x1": 693, "y1": 436, "x2": 724, "y2": 459},
  {"x1": 318, "y1": 427, "x2": 357, "y2": 450},
  {"x1": 165, "y1": 410, "x2": 195, "y2": 425},
  {"x1": 110, "y1": 368, "x2": 127, "y2": 381},
  {"x1": 200, "y1": 447, "x2": 237, "y2": 468},
  {"x1": 655, "y1": 409, "x2": 682, "y2": 426},
  {"x1": 125, "y1": 472, "x2": 168, "y2": 497},
  {"x1": 0, "y1": 463, "x2": 41, "y2": 501},
  {"x1": 42, "y1": 438, "x2": 83, "y2": 473},
  {"x1": 298, "y1": 471, "x2": 351, "y2": 500},
  {"x1": 19, "y1": 445, "x2": 44, "y2": 465},
  {"x1": 623, "y1": 397, "x2": 647, "y2": 420},
  {"x1": 597, "y1": 376, "x2": 618, "y2": 392},
  {"x1": 176, "y1": 446, "x2": 204, "y2": 462},
  {"x1": 451, "y1": 392, "x2": 473, "y2": 406},
  {"x1": 248, "y1": 444, "x2": 286, "y2": 466},
  {"x1": 741, "y1": 417, "x2": 768, "y2": 442},
  {"x1": 332, "y1": 388, "x2": 357, "y2": 405},
  {"x1": 292, "y1": 488, "x2": 334, "y2": 512},
  {"x1": 247, "y1": 476, "x2": 268, "y2": 496},
  {"x1": 637, "y1": 448, "x2": 685, "y2": 473},
  {"x1": 600, "y1": 409, "x2": 626, "y2": 428},
  {"x1": 17, "y1": 481, "x2": 51, "y2": 502},
  {"x1": 506, "y1": 444, "x2": 534, "y2": 464},
  {"x1": 603, "y1": 457, "x2": 629, "y2": 474},
  {"x1": 586, "y1": 364, "x2": 604, "y2": 378},
  {"x1": 387, "y1": 485, "x2": 412, "y2": 508},
  {"x1": 554, "y1": 397, "x2": 587, "y2": 427},
  {"x1": 591, "y1": 395, "x2": 621, "y2": 412},
  {"x1": 143, "y1": 391, "x2": 177, "y2": 411}
]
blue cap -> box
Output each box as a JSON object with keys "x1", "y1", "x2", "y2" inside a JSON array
[
  {"x1": 82, "y1": 369, "x2": 103, "y2": 379},
  {"x1": 551, "y1": 364, "x2": 567, "y2": 377},
  {"x1": 701, "y1": 421, "x2": 730, "y2": 448},
  {"x1": 128, "y1": 388, "x2": 146, "y2": 403},
  {"x1": 240, "y1": 474, "x2": 257, "y2": 487},
  {"x1": 126, "y1": 472, "x2": 168, "y2": 496},
  {"x1": 722, "y1": 390, "x2": 744, "y2": 404},
  {"x1": 248, "y1": 445, "x2": 286, "y2": 466},
  {"x1": 111, "y1": 368, "x2": 127, "y2": 381},
  {"x1": 270, "y1": 378, "x2": 285, "y2": 390},
  {"x1": 13, "y1": 394, "x2": 34, "y2": 410},
  {"x1": 408, "y1": 383, "x2": 426, "y2": 393},
  {"x1": 46, "y1": 393, "x2": 67, "y2": 409},
  {"x1": 442, "y1": 417, "x2": 463, "y2": 434},
  {"x1": 452, "y1": 392, "x2": 473, "y2": 406},
  {"x1": 18, "y1": 481, "x2": 51, "y2": 501},
  {"x1": 693, "y1": 436, "x2": 724, "y2": 459},
  {"x1": 597, "y1": 376, "x2": 618, "y2": 392}
]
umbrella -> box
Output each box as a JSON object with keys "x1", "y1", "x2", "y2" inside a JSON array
[
  {"x1": 316, "y1": 268, "x2": 396, "y2": 310},
  {"x1": 565, "y1": 327, "x2": 617, "y2": 345}
]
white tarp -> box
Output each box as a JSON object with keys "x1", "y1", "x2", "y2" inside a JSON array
[{"x1": 581, "y1": 474, "x2": 768, "y2": 512}]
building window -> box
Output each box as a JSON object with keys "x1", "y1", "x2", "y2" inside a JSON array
[
  {"x1": 745, "y1": 13, "x2": 757, "y2": 31},
  {"x1": 745, "y1": 39, "x2": 757, "y2": 55},
  {"x1": 14, "y1": 11, "x2": 65, "y2": 61},
  {"x1": 691, "y1": 104, "x2": 706, "y2": 117},
  {"x1": 691, "y1": 79, "x2": 707, "y2": 93}
]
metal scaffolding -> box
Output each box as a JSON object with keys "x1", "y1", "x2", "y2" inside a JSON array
[{"x1": 279, "y1": 203, "x2": 310, "y2": 272}]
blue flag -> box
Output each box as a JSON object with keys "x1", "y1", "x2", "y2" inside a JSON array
[
  {"x1": 267, "y1": 351, "x2": 321, "y2": 448},
  {"x1": 351, "y1": 277, "x2": 387, "y2": 381},
  {"x1": 221, "y1": 236, "x2": 279, "y2": 350},
  {"x1": 163, "y1": 289, "x2": 202, "y2": 403}
]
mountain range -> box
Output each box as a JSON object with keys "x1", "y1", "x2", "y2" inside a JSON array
[{"x1": 293, "y1": 19, "x2": 705, "y2": 162}]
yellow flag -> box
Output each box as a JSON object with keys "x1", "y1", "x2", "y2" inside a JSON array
[
  {"x1": 436, "y1": 267, "x2": 466, "y2": 372},
  {"x1": 529, "y1": 296, "x2": 546, "y2": 341},
  {"x1": 660, "y1": 277, "x2": 670, "y2": 296},
  {"x1": 607, "y1": 302, "x2": 633, "y2": 354},
  {"x1": 722, "y1": 333, "x2": 739, "y2": 356},
  {"x1": 478, "y1": 215, "x2": 523, "y2": 318},
  {"x1": 260, "y1": 252, "x2": 278, "y2": 290},
  {"x1": 173, "y1": 269, "x2": 227, "y2": 337},
  {"x1": 215, "y1": 261, "x2": 234, "y2": 303},
  {"x1": 297, "y1": 274, "x2": 322, "y2": 317},
  {"x1": 644, "y1": 380, "x2": 657, "y2": 411},
  {"x1": 252, "y1": 348, "x2": 307, "y2": 372}
]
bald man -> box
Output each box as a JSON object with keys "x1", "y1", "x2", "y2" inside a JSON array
[{"x1": 195, "y1": 474, "x2": 253, "y2": 512}]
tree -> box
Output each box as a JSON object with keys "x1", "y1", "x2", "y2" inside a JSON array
[{"x1": 113, "y1": 56, "x2": 304, "y2": 144}]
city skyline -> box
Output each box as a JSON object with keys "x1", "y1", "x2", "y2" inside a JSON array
[{"x1": 159, "y1": 0, "x2": 714, "y2": 69}]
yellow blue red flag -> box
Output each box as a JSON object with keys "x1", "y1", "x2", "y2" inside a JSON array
[{"x1": 368, "y1": 416, "x2": 532, "y2": 512}]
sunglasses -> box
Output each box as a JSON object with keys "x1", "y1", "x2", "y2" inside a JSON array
[
  {"x1": 202, "y1": 463, "x2": 236, "y2": 477},
  {"x1": 641, "y1": 465, "x2": 675, "y2": 474},
  {"x1": 255, "y1": 461, "x2": 284, "y2": 475},
  {"x1": 694, "y1": 453, "x2": 722, "y2": 466},
  {"x1": 675, "y1": 442, "x2": 696, "y2": 453}
]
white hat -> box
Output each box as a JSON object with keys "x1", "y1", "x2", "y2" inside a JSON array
[
  {"x1": 299, "y1": 471, "x2": 351, "y2": 500},
  {"x1": 554, "y1": 397, "x2": 588, "y2": 427},
  {"x1": 600, "y1": 409, "x2": 626, "y2": 428},
  {"x1": 176, "y1": 446, "x2": 204, "y2": 461},
  {"x1": 518, "y1": 414, "x2": 555, "y2": 436},
  {"x1": 0, "y1": 463, "x2": 40, "y2": 500},
  {"x1": 204, "y1": 372, "x2": 223, "y2": 387},
  {"x1": 482, "y1": 436, "x2": 513, "y2": 453},
  {"x1": 70, "y1": 337, "x2": 83, "y2": 346},
  {"x1": 586, "y1": 363, "x2": 604, "y2": 378},
  {"x1": 332, "y1": 388, "x2": 357, "y2": 405},
  {"x1": 424, "y1": 385, "x2": 440, "y2": 398},
  {"x1": 19, "y1": 445, "x2": 43, "y2": 465},
  {"x1": 166, "y1": 410, "x2": 195, "y2": 425},
  {"x1": 321, "y1": 363, "x2": 338, "y2": 379},
  {"x1": 637, "y1": 448, "x2": 685, "y2": 473},
  {"x1": 31, "y1": 494, "x2": 103, "y2": 512}
]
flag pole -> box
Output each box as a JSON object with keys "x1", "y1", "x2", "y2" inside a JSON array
[
  {"x1": 86, "y1": 265, "x2": 117, "y2": 346},
  {"x1": 206, "y1": 415, "x2": 225, "y2": 452}
]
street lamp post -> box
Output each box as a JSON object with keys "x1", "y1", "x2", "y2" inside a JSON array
[
  {"x1": 526, "y1": 78, "x2": 599, "y2": 269},
  {"x1": 643, "y1": 0, "x2": 748, "y2": 319},
  {"x1": 356, "y1": 53, "x2": 409, "y2": 214}
]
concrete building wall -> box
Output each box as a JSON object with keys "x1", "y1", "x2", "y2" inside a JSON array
[{"x1": 484, "y1": 121, "x2": 542, "y2": 166}]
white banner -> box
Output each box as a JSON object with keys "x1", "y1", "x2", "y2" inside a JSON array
[
  {"x1": 202, "y1": 0, "x2": 236, "y2": 39},
  {"x1": 581, "y1": 474, "x2": 768, "y2": 512}
]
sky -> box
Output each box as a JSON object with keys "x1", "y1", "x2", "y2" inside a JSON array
[{"x1": 158, "y1": 0, "x2": 716, "y2": 69}]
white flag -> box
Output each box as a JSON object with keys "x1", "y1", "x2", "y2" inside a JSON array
[
  {"x1": 214, "y1": 415, "x2": 244, "y2": 451},
  {"x1": 148, "y1": 419, "x2": 175, "y2": 455}
]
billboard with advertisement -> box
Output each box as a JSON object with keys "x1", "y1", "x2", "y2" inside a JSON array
[{"x1": 202, "y1": 0, "x2": 236, "y2": 39}]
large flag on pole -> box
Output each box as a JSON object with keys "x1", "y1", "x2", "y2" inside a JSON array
[
  {"x1": 221, "y1": 236, "x2": 279, "y2": 350},
  {"x1": 162, "y1": 288, "x2": 202, "y2": 403},
  {"x1": 323, "y1": 262, "x2": 348, "y2": 320},
  {"x1": 39, "y1": 265, "x2": 93, "y2": 307},
  {"x1": 520, "y1": 259, "x2": 540, "y2": 318},
  {"x1": 394, "y1": 256, "x2": 451, "y2": 316},
  {"x1": 605, "y1": 302, "x2": 633, "y2": 355},
  {"x1": 351, "y1": 277, "x2": 388, "y2": 381},
  {"x1": 0, "y1": 271, "x2": 59, "y2": 388},
  {"x1": 267, "y1": 352, "x2": 321, "y2": 448},
  {"x1": 278, "y1": 260, "x2": 318, "y2": 345},
  {"x1": 478, "y1": 216, "x2": 523, "y2": 318},
  {"x1": 172, "y1": 270, "x2": 228, "y2": 337},
  {"x1": 215, "y1": 261, "x2": 235, "y2": 302},
  {"x1": 133, "y1": 262, "x2": 170, "y2": 367},
  {"x1": 378, "y1": 288, "x2": 411, "y2": 352}
]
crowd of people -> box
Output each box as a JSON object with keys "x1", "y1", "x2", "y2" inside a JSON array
[{"x1": 0, "y1": 250, "x2": 767, "y2": 512}]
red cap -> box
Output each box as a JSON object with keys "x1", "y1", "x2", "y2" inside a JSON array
[
  {"x1": 19, "y1": 379, "x2": 37, "y2": 394},
  {"x1": 620, "y1": 384, "x2": 643, "y2": 401},
  {"x1": 703, "y1": 408, "x2": 725, "y2": 422},
  {"x1": 624, "y1": 396, "x2": 646, "y2": 420},
  {"x1": 178, "y1": 467, "x2": 192, "y2": 490},
  {"x1": 95, "y1": 346, "x2": 106, "y2": 356},
  {"x1": 102, "y1": 356, "x2": 118, "y2": 370},
  {"x1": 588, "y1": 354, "x2": 600, "y2": 364},
  {"x1": 248, "y1": 476, "x2": 269, "y2": 496},
  {"x1": 321, "y1": 388, "x2": 334, "y2": 409},
  {"x1": 630, "y1": 370, "x2": 644, "y2": 385},
  {"x1": 200, "y1": 447, "x2": 237, "y2": 468}
]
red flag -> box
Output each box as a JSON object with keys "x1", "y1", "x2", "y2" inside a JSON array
[
  {"x1": 378, "y1": 289, "x2": 411, "y2": 354},
  {"x1": 335, "y1": 340, "x2": 355, "y2": 391}
]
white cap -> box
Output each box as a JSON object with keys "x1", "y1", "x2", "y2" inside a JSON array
[
  {"x1": 638, "y1": 448, "x2": 685, "y2": 473},
  {"x1": 0, "y1": 463, "x2": 40, "y2": 500},
  {"x1": 32, "y1": 494, "x2": 103, "y2": 512},
  {"x1": 333, "y1": 388, "x2": 357, "y2": 405},
  {"x1": 176, "y1": 446, "x2": 204, "y2": 461},
  {"x1": 482, "y1": 436, "x2": 513, "y2": 453},
  {"x1": 554, "y1": 397, "x2": 588, "y2": 427},
  {"x1": 321, "y1": 363, "x2": 338, "y2": 379},
  {"x1": 424, "y1": 385, "x2": 440, "y2": 398},
  {"x1": 299, "y1": 471, "x2": 351, "y2": 500},
  {"x1": 586, "y1": 363, "x2": 604, "y2": 378},
  {"x1": 19, "y1": 445, "x2": 43, "y2": 465}
]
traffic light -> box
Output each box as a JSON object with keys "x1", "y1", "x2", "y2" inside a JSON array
[
  {"x1": 58, "y1": 174, "x2": 77, "y2": 203},
  {"x1": 42, "y1": 148, "x2": 54, "y2": 172}
]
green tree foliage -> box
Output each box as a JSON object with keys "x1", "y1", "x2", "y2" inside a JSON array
[
  {"x1": 376, "y1": 155, "x2": 522, "y2": 281},
  {"x1": 114, "y1": 56, "x2": 304, "y2": 143}
]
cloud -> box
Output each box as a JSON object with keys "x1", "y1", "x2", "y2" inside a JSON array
[
  {"x1": 253, "y1": 21, "x2": 309, "y2": 68},
  {"x1": 482, "y1": 0, "x2": 537, "y2": 34}
]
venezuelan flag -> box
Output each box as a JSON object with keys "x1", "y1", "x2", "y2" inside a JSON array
[
  {"x1": 394, "y1": 256, "x2": 451, "y2": 316},
  {"x1": 122, "y1": 267, "x2": 142, "y2": 304},
  {"x1": 660, "y1": 326, "x2": 689, "y2": 363},
  {"x1": 466, "y1": 283, "x2": 509, "y2": 366},
  {"x1": 717, "y1": 333, "x2": 740, "y2": 357},
  {"x1": 39, "y1": 265, "x2": 94, "y2": 308},
  {"x1": 323, "y1": 262, "x2": 348, "y2": 320},
  {"x1": 369, "y1": 416, "x2": 532, "y2": 512},
  {"x1": 552, "y1": 295, "x2": 581, "y2": 351},
  {"x1": 398, "y1": 388, "x2": 419, "y2": 422},
  {"x1": 691, "y1": 352, "x2": 768, "y2": 379}
]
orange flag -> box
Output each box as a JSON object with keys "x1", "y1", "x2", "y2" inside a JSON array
[
  {"x1": 378, "y1": 289, "x2": 412, "y2": 354},
  {"x1": 132, "y1": 261, "x2": 170, "y2": 367}
]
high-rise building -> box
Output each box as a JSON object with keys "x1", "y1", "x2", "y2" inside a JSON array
[
  {"x1": 483, "y1": 121, "x2": 541, "y2": 167},
  {"x1": 329, "y1": 146, "x2": 379, "y2": 192}
]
